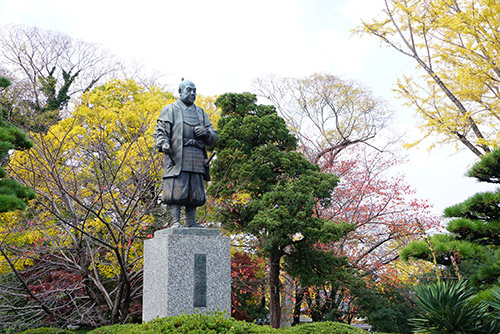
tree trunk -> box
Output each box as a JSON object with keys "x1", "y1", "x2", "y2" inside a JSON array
[
  {"x1": 269, "y1": 252, "x2": 281, "y2": 328},
  {"x1": 292, "y1": 283, "x2": 304, "y2": 326}
]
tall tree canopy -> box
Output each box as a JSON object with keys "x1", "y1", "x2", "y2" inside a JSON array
[
  {"x1": 209, "y1": 92, "x2": 352, "y2": 328},
  {"x1": 358, "y1": 0, "x2": 500, "y2": 157},
  {"x1": 0, "y1": 24, "x2": 123, "y2": 132},
  {"x1": 254, "y1": 73, "x2": 392, "y2": 164}
]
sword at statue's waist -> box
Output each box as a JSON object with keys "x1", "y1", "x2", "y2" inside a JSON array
[{"x1": 204, "y1": 150, "x2": 216, "y2": 166}]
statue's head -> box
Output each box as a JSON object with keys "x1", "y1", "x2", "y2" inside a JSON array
[{"x1": 179, "y1": 79, "x2": 196, "y2": 106}]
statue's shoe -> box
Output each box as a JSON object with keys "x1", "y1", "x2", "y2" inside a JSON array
[
  {"x1": 168, "y1": 221, "x2": 182, "y2": 228},
  {"x1": 185, "y1": 221, "x2": 204, "y2": 228}
]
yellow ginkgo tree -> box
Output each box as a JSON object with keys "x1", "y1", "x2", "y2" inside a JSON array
[
  {"x1": 357, "y1": 0, "x2": 500, "y2": 157},
  {"x1": 0, "y1": 79, "x2": 174, "y2": 328}
]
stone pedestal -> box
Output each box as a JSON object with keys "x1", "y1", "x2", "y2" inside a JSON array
[{"x1": 142, "y1": 228, "x2": 231, "y2": 322}]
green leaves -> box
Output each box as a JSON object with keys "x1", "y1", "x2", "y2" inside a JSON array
[
  {"x1": 0, "y1": 76, "x2": 10, "y2": 89},
  {"x1": 0, "y1": 180, "x2": 35, "y2": 212},
  {"x1": 444, "y1": 190, "x2": 500, "y2": 222},
  {"x1": 216, "y1": 92, "x2": 258, "y2": 118},
  {"x1": 211, "y1": 93, "x2": 302, "y2": 200},
  {"x1": 484, "y1": 281, "x2": 500, "y2": 320},
  {"x1": 401, "y1": 234, "x2": 484, "y2": 264},
  {"x1": 410, "y1": 280, "x2": 500, "y2": 333},
  {"x1": 0, "y1": 77, "x2": 34, "y2": 213},
  {"x1": 468, "y1": 148, "x2": 500, "y2": 183},
  {"x1": 212, "y1": 92, "x2": 342, "y2": 253}
]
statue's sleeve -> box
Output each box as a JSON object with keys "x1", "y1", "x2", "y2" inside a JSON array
[{"x1": 154, "y1": 105, "x2": 173, "y2": 152}]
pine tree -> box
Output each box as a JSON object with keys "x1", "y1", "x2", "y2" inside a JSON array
[
  {"x1": 0, "y1": 76, "x2": 34, "y2": 211},
  {"x1": 402, "y1": 147, "x2": 500, "y2": 288}
]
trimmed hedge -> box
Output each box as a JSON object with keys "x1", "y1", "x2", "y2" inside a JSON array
[
  {"x1": 86, "y1": 313, "x2": 369, "y2": 334},
  {"x1": 14, "y1": 313, "x2": 372, "y2": 334},
  {"x1": 88, "y1": 313, "x2": 274, "y2": 334},
  {"x1": 87, "y1": 323, "x2": 141, "y2": 334},
  {"x1": 16, "y1": 328, "x2": 76, "y2": 334},
  {"x1": 281, "y1": 322, "x2": 368, "y2": 334}
]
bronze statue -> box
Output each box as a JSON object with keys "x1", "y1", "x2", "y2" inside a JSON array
[{"x1": 154, "y1": 80, "x2": 218, "y2": 227}]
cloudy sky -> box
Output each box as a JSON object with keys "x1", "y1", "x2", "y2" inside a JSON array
[{"x1": 0, "y1": 0, "x2": 495, "y2": 215}]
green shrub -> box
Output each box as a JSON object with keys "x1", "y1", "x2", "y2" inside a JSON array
[
  {"x1": 88, "y1": 312, "x2": 277, "y2": 334},
  {"x1": 411, "y1": 280, "x2": 500, "y2": 333},
  {"x1": 22, "y1": 313, "x2": 371, "y2": 334},
  {"x1": 353, "y1": 282, "x2": 415, "y2": 333},
  {"x1": 281, "y1": 322, "x2": 368, "y2": 334},
  {"x1": 16, "y1": 328, "x2": 75, "y2": 334},
  {"x1": 86, "y1": 323, "x2": 142, "y2": 334},
  {"x1": 86, "y1": 313, "x2": 370, "y2": 334},
  {"x1": 143, "y1": 312, "x2": 276, "y2": 333}
]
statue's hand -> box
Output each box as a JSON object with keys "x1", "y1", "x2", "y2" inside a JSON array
[
  {"x1": 194, "y1": 126, "x2": 208, "y2": 138},
  {"x1": 161, "y1": 143, "x2": 171, "y2": 153}
]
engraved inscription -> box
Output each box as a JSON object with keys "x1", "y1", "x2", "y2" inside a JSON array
[{"x1": 193, "y1": 253, "x2": 207, "y2": 307}]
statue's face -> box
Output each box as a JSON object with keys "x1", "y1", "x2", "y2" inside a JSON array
[{"x1": 179, "y1": 81, "x2": 196, "y2": 106}]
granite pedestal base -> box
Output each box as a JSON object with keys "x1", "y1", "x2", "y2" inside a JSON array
[{"x1": 142, "y1": 228, "x2": 231, "y2": 322}]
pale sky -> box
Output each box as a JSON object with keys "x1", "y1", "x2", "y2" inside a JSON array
[{"x1": 0, "y1": 0, "x2": 495, "y2": 216}]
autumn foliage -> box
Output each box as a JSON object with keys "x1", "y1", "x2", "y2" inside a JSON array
[
  {"x1": 319, "y1": 145, "x2": 440, "y2": 276},
  {"x1": 282, "y1": 144, "x2": 441, "y2": 325},
  {"x1": 231, "y1": 251, "x2": 267, "y2": 322},
  {"x1": 358, "y1": 0, "x2": 500, "y2": 156},
  {"x1": 0, "y1": 79, "x2": 171, "y2": 328}
]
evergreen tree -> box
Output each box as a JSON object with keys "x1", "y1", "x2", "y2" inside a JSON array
[
  {"x1": 401, "y1": 147, "x2": 500, "y2": 288},
  {"x1": 0, "y1": 76, "x2": 34, "y2": 211},
  {"x1": 209, "y1": 93, "x2": 353, "y2": 328}
]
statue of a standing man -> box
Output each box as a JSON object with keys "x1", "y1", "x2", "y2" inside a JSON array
[{"x1": 154, "y1": 80, "x2": 218, "y2": 227}]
